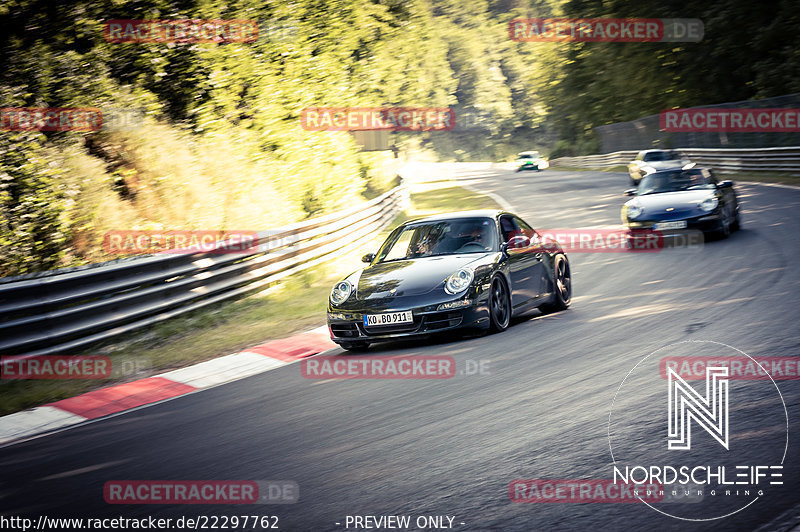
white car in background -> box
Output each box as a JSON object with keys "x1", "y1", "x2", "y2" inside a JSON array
[
  {"x1": 515, "y1": 151, "x2": 549, "y2": 172},
  {"x1": 627, "y1": 149, "x2": 690, "y2": 185}
]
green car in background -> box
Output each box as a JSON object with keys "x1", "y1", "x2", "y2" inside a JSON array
[{"x1": 515, "y1": 151, "x2": 548, "y2": 172}]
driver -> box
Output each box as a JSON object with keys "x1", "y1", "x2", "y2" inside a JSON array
[
  {"x1": 464, "y1": 224, "x2": 490, "y2": 250},
  {"x1": 407, "y1": 234, "x2": 434, "y2": 257},
  {"x1": 415, "y1": 236, "x2": 433, "y2": 256}
]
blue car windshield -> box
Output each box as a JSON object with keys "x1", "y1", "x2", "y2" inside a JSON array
[
  {"x1": 377, "y1": 218, "x2": 498, "y2": 262},
  {"x1": 638, "y1": 170, "x2": 715, "y2": 195}
]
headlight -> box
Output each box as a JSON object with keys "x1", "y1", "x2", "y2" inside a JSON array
[
  {"x1": 626, "y1": 201, "x2": 644, "y2": 220},
  {"x1": 699, "y1": 197, "x2": 718, "y2": 212},
  {"x1": 444, "y1": 268, "x2": 474, "y2": 295},
  {"x1": 330, "y1": 280, "x2": 353, "y2": 305}
]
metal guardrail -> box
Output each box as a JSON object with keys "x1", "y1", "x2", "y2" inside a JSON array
[
  {"x1": 0, "y1": 184, "x2": 409, "y2": 358},
  {"x1": 550, "y1": 146, "x2": 800, "y2": 174}
]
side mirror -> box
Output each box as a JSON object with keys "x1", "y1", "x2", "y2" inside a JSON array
[
  {"x1": 361, "y1": 252, "x2": 375, "y2": 263},
  {"x1": 717, "y1": 180, "x2": 733, "y2": 189},
  {"x1": 624, "y1": 188, "x2": 637, "y2": 196}
]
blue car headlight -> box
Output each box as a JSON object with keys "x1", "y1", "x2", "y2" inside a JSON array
[
  {"x1": 445, "y1": 268, "x2": 474, "y2": 295},
  {"x1": 699, "y1": 197, "x2": 719, "y2": 212},
  {"x1": 626, "y1": 200, "x2": 644, "y2": 220},
  {"x1": 330, "y1": 280, "x2": 353, "y2": 305}
]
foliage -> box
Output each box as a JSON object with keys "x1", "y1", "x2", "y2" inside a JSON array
[
  {"x1": 0, "y1": 0, "x2": 797, "y2": 272},
  {"x1": 0, "y1": 133, "x2": 68, "y2": 274},
  {"x1": 546, "y1": 0, "x2": 800, "y2": 153}
]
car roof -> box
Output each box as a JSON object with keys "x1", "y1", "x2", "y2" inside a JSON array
[
  {"x1": 639, "y1": 149, "x2": 673, "y2": 154},
  {"x1": 518, "y1": 151, "x2": 539, "y2": 155},
  {"x1": 403, "y1": 209, "x2": 508, "y2": 225}
]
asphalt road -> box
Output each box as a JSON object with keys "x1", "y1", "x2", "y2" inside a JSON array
[{"x1": 2, "y1": 166, "x2": 799, "y2": 532}]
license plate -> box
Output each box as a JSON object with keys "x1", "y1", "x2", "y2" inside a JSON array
[
  {"x1": 654, "y1": 220, "x2": 687, "y2": 230},
  {"x1": 363, "y1": 311, "x2": 413, "y2": 327}
]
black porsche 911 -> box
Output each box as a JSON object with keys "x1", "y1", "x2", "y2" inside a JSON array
[
  {"x1": 621, "y1": 166, "x2": 740, "y2": 238},
  {"x1": 327, "y1": 210, "x2": 571, "y2": 351}
]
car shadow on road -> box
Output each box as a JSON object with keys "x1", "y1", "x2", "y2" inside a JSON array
[{"x1": 343, "y1": 309, "x2": 549, "y2": 356}]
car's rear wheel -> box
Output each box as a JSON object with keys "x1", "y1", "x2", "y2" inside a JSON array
[
  {"x1": 339, "y1": 341, "x2": 370, "y2": 352},
  {"x1": 488, "y1": 276, "x2": 511, "y2": 332},
  {"x1": 540, "y1": 254, "x2": 571, "y2": 313}
]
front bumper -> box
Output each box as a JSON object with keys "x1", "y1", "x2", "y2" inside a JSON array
[
  {"x1": 626, "y1": 212, "x2": 723, "y2": 234},
  {"x1": 327, "y1": 302, "x2": 490, "y2": 343}
]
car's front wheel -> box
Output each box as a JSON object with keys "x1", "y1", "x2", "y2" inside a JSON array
[
  {"x1": 715, "y1": 203, "x2": 735, "y2": 239},
  {"x1": 540, "y1": 254, "x2": 571, "y2": 313},
  {"x1": 488, "y1": 276, "x2": 511, "y2": 332},
  {"x1": 731, "y1": 208, "x2": 741, "y2": 231}
]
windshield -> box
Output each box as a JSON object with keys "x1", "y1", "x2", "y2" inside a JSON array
[
  {"x1": 518, "y1": 152, "x2": 539, "y2": 159},
  {"x1": 642, "y1": 151, "x2": 679, "y2": 162},
  {"x1": 638, "y1": 170, "x2": 715, "y2": 195},
  {"x1": 376, "y1": 218, "x2": 498, "y2": 262}
]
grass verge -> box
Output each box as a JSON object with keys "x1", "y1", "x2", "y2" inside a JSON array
[{"x1": 0, "y1": 184, "x2": 500, "y2": 416}]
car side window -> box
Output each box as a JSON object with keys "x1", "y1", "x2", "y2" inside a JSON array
[
  {"x1": 513, "y1": 217, "x2": 540, "y2": 246},
  {"x1": 513, "y1": 217, "x2": 536, "y2": 238},
  {"x1": 500, "y1": 216, "x2": 517, "y2": 242}
]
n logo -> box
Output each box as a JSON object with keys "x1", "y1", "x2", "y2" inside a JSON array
[{"x1": 668, "y1": 366, "x2": 729, "y2": 450}]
